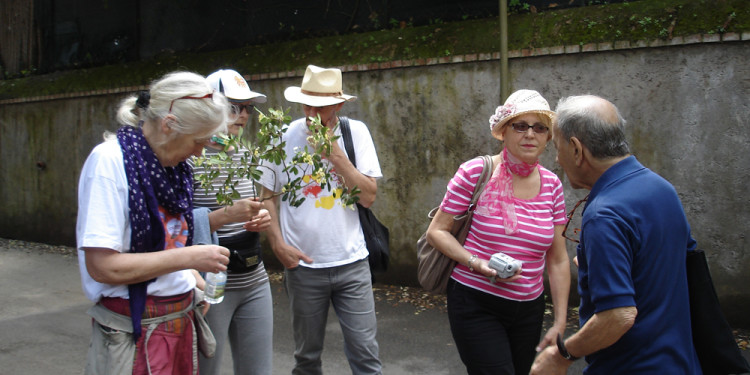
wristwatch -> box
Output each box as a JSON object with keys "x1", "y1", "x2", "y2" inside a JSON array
[{"x1": 556, "y1": 333, "x2": 579, "y2": 361}]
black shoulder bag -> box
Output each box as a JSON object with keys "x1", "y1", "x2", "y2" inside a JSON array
[
  {"x1": 687, "y1": 249, "x2": 750, "y2": 375},
  {"x1": 339, "y1": 116, "x2": 390, "y2": 273}
]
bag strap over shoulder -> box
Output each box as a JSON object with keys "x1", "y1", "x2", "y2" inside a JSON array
[
  {"x1": 471, "y1": 155, "x2": 493, "y2": 208},
  {"x1": 340, "y1": 116, "x2": 366, "y2": 215},
  {"x1": 339, "y1": 116, "x2": 356, "y2": 167},
  {"x1": 428, "y1": 155, "x2": 494, "y2": 219}
]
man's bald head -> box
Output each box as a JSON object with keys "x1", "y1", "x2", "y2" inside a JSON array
[{"x1": 554, "y1": 95, "x2": 630, "y2": 159}]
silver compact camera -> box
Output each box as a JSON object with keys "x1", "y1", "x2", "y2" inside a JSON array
[{"x1": 488, "y1": 252, "x2": 522, "y2": 281}]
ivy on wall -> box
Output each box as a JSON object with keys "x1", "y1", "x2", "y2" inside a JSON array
[{"x1": 0, "y1": 0, "x2": 747, "y2": 100}]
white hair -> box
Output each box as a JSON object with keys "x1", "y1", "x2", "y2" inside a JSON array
[{"x1": 114, "y1": 71, "x2": 230, "y2": 142}]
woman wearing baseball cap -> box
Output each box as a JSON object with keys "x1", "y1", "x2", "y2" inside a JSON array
[{"x1": 189, "y1": 69, "x2": 274, "y2": 375}]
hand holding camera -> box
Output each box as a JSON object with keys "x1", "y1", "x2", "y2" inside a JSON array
[{"x1": 487, "y1": 252, "x2": 522, "y2": 283}]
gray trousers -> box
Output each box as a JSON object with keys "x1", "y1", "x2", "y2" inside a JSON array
[
  {"x1": 284, "y1": 259, "x2": 381, "y2": 375},
  {"x1": 199, "y1": 281, "x2": 273, "y2": 375}
]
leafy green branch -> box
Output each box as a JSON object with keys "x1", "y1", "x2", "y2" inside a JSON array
[{"x1": 192, "y1": 107, "x2": 361, "y2": 208}]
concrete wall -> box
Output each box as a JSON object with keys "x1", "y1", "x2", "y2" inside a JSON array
[{"x1": 1, "y1": 41, "x2": 748, "y2": 326}]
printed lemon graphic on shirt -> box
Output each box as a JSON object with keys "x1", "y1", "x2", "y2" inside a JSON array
[
  {"x1": 315, "y1": 188, "x2": 344, "y2": 209},
  {"x1": 301, "y1": 174, "x2": 343, "y2": 210}
]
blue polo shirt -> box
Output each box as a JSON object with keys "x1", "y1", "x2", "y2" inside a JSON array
[{"x1": 577, "y1": 156, "x2": 701, "y2": 374}]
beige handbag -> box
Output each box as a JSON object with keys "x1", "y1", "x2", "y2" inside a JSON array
[
  {"x1": 416, "y1": 155, "x2": 493, "y2": 294},
  {"x1": 193, "y1": 288, "x2": 217, "y2": 358}
]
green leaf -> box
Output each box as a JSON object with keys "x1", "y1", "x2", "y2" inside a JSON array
[{"x1": 196, "y1": 106, "x2": 361, "y2": 209}]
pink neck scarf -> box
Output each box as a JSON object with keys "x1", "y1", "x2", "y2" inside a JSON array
[{"x1": 475, "y1": 148, "x2": 538, "y2": 234}]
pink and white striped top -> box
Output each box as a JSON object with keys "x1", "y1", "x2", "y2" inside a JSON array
[{"x1": 439, "y1": 157, "x2": 567, "y2": 301}]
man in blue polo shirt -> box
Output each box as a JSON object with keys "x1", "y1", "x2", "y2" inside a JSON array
[{"x1": 531, "y1": 95, "x2": 701, "y2": 374}]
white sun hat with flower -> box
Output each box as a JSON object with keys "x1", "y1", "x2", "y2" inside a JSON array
[{"x1": 489, "y1": 89, "x2": 555, "y2": 140}]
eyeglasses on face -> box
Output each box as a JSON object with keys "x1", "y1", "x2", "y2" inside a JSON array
[
  {"x1": 562, "y1": 195, "x2": 588, "y2": 243},
  {"x1": 511, "y1": 122, "x2": 549, "y2": 134},
  {"x1": 230, "y1": 103, "x2": 255, "y2": 115},
  {"x1": 168, "y1": 93, "x2": 214, "y2": 113}
]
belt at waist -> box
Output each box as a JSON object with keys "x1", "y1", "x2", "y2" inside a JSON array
[
  {"x1": 98, "y1": 291, "x2": 193, "y2": 334},
  {"x1": 100, "y1": 291, "x2": 192, "y2": 318}
]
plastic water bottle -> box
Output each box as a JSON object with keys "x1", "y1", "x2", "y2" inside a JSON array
[{"x1": 204, "y1": 271, "x2": 227, "y2": 304}]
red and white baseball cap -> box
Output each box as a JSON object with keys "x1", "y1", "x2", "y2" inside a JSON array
[{"x1": 207, "y1": 69, "x2": 267, "y2": 103}]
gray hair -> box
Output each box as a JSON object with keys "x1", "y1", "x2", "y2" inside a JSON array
[
  {"x1": 554, "y1": 95, "x2": 630, "y2": 159},
  {"x1": 115, "y1": 71, "x2": 230, "y2": 139}
]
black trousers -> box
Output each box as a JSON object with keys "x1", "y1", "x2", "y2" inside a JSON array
[{"x1": 446, "y1": 279, "x2": 545, "y2": 375}]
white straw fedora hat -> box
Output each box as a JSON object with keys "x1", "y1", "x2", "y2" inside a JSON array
[
  {"x1": 489, "y1": 89, "x2": 555, "y2": 139},
  {"x1": 284, "y1": 65, "x2": 357, "y2": 107},
  {"x1": 207, "y1": 69, "x2": 267, "y2": 103}
]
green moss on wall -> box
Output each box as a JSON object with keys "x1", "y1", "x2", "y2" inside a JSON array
[{"x1": 0, "y1": 0, "x2": 747, "y2": 100}]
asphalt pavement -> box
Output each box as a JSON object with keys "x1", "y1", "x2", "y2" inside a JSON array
[{"x1": 0, "y1": 238, "x2": 745, "y2": 374}]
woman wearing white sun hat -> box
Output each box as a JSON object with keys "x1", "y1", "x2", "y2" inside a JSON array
[
  {"x1": 189, "y1": 69, "x2": 274, "y2": 375},
  {"x1": 426, "y1": 89, "x2": 571, "y2": 375}
]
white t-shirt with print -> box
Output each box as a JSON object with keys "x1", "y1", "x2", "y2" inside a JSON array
[
  {"x1": 259, "y1": 117, "x2": 382, "y2": 268},
  {"x1": 76, "y1": 139, "x2": 195, "y2": 302}
]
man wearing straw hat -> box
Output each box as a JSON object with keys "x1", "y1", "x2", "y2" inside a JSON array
[{"x1": 260, "y1": 65, "x2": 383, "y2": 374}]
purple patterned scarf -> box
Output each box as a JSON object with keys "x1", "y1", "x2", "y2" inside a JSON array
[{"x1": 117, "y1": 125, "x2": 194, "y2": 341}]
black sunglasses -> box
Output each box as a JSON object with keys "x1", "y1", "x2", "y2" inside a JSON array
[
  {"x1": 511, "y1": 122, "x2": 549, "y2": 134},
  {"x1": 231, "y1": 103, "x2": 255, "y2": 115}
]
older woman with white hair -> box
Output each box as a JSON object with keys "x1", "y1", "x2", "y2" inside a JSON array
[
  {"x1": 426, "y1": 89, "x2": 571, "y2": 375},
  {"x1": 76, "y1": 71, "x2": 233, "y2": 375}
]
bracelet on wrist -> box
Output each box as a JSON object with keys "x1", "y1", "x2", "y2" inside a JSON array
[
  {"x1": 467, "y1": 254, "x2": 478, "y2": 272},
  {"x1": 556, "y1": 333, "x2": 579, "y2": 361}
]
